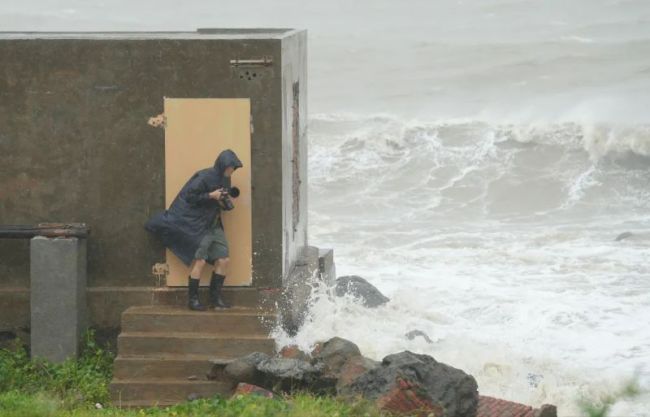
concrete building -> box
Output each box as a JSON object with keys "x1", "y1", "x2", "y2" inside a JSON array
[{"x1": 0, "y1": 29, "x2": 325, "y2": 356}]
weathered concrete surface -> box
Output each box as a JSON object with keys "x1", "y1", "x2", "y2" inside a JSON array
[
  {"x1": 318, "y1": 248, "x2": 336, "y2": 286},
  {"x1": 0, "y1": 32, "x2": 292, "y2": 288},
  {"x1": 111, "y1": 304, "x2": 277, "y2": 407},
  {"x1": 280, "y1": 30, "x2": 309, "y2": 278},
  {"x1": 279, "y1": 245, "x2": 321, "y2": 334},
  {"x1": 0, "y1": 285, "x2": 279, "y2": 350},
  {"x1": 30, "y1": 236, "x2": 87, "y2": 362},
  {"x1": 0, "y1": 29, "x2": 308, "y2": 347}
]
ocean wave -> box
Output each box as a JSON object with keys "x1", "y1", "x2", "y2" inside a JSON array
[
  {"x1": 309, "y1": 112, "x2": 650, "y2": 224},
  {"x1": 310, "y1": 113, "x2": 650, "y2": 160}
]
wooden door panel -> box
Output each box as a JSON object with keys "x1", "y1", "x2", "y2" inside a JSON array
[{"x1": 164, "y1": 98, "x2": 252, "y2": 287}]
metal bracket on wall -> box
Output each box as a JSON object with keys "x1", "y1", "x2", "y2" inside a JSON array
[
  {"x1": 231, "y1": 57, "x2": 273, "y2": 82},
  {"x1": 229, "y1": 57, "x2": 273, "y2": 67}
]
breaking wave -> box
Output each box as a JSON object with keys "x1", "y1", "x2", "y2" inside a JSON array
[
  {"x1": 308, "y1": 113, "x2": 650, "y2": 222},
  {"x1": 282, "y1": 113, "x2": 650, "y2": 417}
]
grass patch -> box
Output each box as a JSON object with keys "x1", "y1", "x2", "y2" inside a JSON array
[
  {"x1": 0, "y1": 333, "x2": 384, "y2": 416},
  {"x1": 0, "y1": 391, "x2": 385, "y2": 417},
  {"x1": 0, "y1": 330, "x2": 113, "y2": 408},
  {"x1": 5, "y1": 332, "x2": 642, "y2": 417}
]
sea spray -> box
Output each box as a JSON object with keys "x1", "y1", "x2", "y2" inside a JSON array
[{"x1": 304, "y1": 113, "x2": 650, "y2": 416}]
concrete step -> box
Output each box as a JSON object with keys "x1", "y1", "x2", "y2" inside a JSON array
[
  {"x1": 121, "y1": 305, "x2": 276, "y2": 335},
  {"x1": 110, "y1": 379, "x2": 233, "y2": 403},
  {"x1": 150, "y1": 287, "x2": 280, "y2": 310},
  {"x1": 117, "y1": 331, "x2": 276, "y2": 357},
  {"x1": 112, "y1": 355, "x2": 220, "y2": 380},
  {"x1": 108, "y1": 400, "x2": 177, "y2": 409}
]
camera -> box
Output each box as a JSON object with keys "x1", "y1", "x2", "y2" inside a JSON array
[{"x1": 220, "y1": 186, "x2": 240, "y2": 211}]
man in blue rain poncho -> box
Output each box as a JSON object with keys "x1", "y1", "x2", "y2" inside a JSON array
[{"x1": 145, "y1": 149, "x2": 243, "y2": 311}]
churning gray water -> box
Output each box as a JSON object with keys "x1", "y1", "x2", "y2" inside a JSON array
[{"x1": 3, "y1": 1, "x2": 649, "y2": 415}]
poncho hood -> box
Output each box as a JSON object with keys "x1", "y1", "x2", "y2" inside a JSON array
[{"x1": 214, "y1": 149, "x2": 243, "y2": 176}]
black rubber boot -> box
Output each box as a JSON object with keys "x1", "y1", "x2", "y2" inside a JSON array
[
  {"x1": 188, "y1": 276, "x2": 206, "y2": 311},
  {"x1": 209, "y1": 273, "x2": 231, "y2": 309}
]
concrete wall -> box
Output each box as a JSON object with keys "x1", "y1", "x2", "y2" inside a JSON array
[
  {"x1": 0, "y1": 30, "x2": 307, "y2": 348},
  {"x1": 281, "y1": 30, "x2": 309, "y2": 277}
]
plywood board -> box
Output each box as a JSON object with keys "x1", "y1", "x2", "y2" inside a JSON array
[{"x1": 164, "y1": 98, "x2": 252, "y2": 287}]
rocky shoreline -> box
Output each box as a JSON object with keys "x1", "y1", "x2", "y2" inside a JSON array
[
  {"x1": 208, "y1": 335, "x2": 556, "y2": 417},
  {"x1": 204, "y1": 275, "x2": 558, "y2": 416}
]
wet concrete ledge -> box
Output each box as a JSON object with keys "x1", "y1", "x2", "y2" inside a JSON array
[{"x1": 0, "y1": 286, "x2": 281, "y2": 351}]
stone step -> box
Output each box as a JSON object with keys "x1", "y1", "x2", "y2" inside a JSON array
[
  {"x1": 110, "y1": 379, "x2": 233, "y2": 404},
  {"x1": 117, "y1": 331, "x2": 276, "y2": 357},
  {"x1": 149, "y1": 287, "x2": 280, "y2": 310},
  {"x1": 121, "y1": 305, "x2": 276, "y2": 335},
  {"x1": 108, "y1": 400, "x2": 177, "y2": 409},
  {"x1": 112, "y1": 355, "x2": 222, "y2": 380}
]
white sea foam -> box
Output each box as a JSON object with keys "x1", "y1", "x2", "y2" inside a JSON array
[{"x1": 289, "y1": 113, "x2": 650, "y2": 416}]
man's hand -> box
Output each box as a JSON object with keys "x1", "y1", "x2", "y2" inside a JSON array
[{"x1": 209, "y1": 188, "x2": 226, "y2": 200}]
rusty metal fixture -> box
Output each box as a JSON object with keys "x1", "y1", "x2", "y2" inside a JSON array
[{"x1": 0, "y1": 223, "x2": 89, "y2": 239}]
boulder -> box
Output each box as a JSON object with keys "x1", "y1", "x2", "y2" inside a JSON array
[
  {"x1": 335, "y1": 276, "x2": 390, "y2": 307},
  {"x1": 311, "y1": 337, "x2": 362, "y2": 375},
  {"x1": 278, "y1": 344, "x2": 311, "y2": 362},
  {"x1": 340, "y1": 351, "x2": 479, "y2": 417},
  {"x1": 223, "y1": 352, "x2": 270, "y2": 385},
  {"x1": 256, "y1": 357, "x2": 337, "y2": 395},
  {"x1": 535, "y1": 404, "x2": 557, "y2": 417},
  {"x1": 232, "y1": 382, "x2": 274, "y2": 399},
  {"x1": 336, "y1": 355, "x2": 380, "y2": 391}
]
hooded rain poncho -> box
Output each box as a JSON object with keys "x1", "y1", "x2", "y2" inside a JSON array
[{"x1": 144, "y1": 149, "x2": 243, "y2": 266}]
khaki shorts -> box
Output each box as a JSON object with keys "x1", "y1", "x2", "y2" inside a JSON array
[{"x1": 194, "y1": 226, "x2": 229, "y2": 263}]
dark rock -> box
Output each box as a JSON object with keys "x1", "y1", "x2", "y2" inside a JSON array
[
  {"x1": 256, "y1": 357, "x2": 337, "y2": 395},
  {"x1": 340, "y1": 351, "x2": 478, "y2": 417},
  {"x1": 311, "y1": 337, "x2": 362, "y2": 375},
  {"x1": 336, "y1": 355, "x2": 380, "y2": 390},
  {"x1": 405, "y1": 329, "x2": 433, "y2": 344},
  {"x1": 232, "y1": 382, "x2": 274, "y2": 399},
  {"x1": 278, "y1": 344, "x2": 311, "y2": 362},
  {"x1": 223, "y1": 352, "x2": 270, "y2": 385},
  {"x1": 535, "y1": 404, "x2": 558, "y2": 417},
  {"x1": 335, "y1": 275, "x2": 390, "y2": 307}
]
